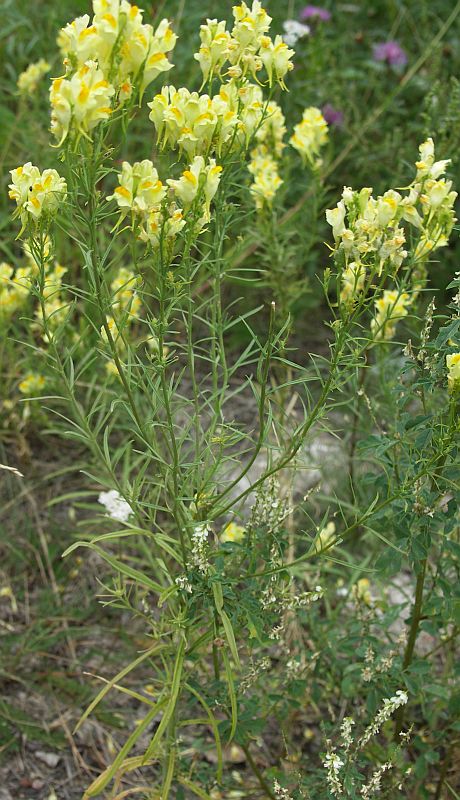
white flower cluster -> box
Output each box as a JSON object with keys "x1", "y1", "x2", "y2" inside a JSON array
[
  {"x1": 282, "y1": 20, "x2": 310, "y2": 47},
  {"x1": 323, "y1": 749, "x2": 344, "y2": 796},
  {"x1": 190, "y1": 523, "x2": 211, "y2": 574},
  {"x1": 98, "y1": 488, "x2": 133, "y2": 522},
  {"x1": 194, "y1": 2, "x2": 294, "y2": 88},
  {"x1": 358, "y1": 689, "x2": 408, "y2": 748}
]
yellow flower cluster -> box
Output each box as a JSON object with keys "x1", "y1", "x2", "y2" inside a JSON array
[
  {"x1": 17, "y1": 59, "x2": 50, "y2": 96},
  {"x1": 0, "y1": 242, "x2": 68, "y2": 335},
  {"x1": 149, "y1": 73, "x2": 289, "y2": 162},
  {"x1": 248, "y1": 148, "x2": 282, "y2": 210},
  {"x1": 407, "y1": 138, "x2": 457, "y2": 261},
  {"x1": 0, "y1": 262, "x2": 30, "y2": 321},
  {"x1": 194, "y1": 2, "x2": 294, "y2": 88},
  {"x1": 50, "y1": 61, "x2": 115, "y2": 143},
  {"x1": 109, "y1": 156, "x2": 223, "y2": 244},
  {"x1": 327, "y1": 186, "x2": 408, "y2": 294},
  {"x1": 290, "y1": 106, "x2": 328, "y2": 167},
  {"x1": 247, "y1": 100, "x2": 286, "y2": 210},
  {"x1": 371, "y1": 290, "x2": 411, "y2": 341},
  {"x1": 446, "y1": 353, "x2": 460, "y2": 394},
  {"x1": 18, "y1": 373, "x2": 46, "y2": 395},
  {"x1": 52, "y1": 0, "x2": 177, "y2": 141},
  {"x1": 9, "y1": 163, "x2": 67, "y2": 228},
  {"x1": 107, "y1": 160, "x2": 166, "y2": 216},
  {"x1": 327, "y1": 139, "x2": 457, "y2": 307}
]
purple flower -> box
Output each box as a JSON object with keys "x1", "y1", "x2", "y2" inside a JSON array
[
  {"x1": 300, "y1": 5, "x2": 331, "y2": 22},
  {"x1": 322, "y1": 104, "x2": 344, "y2": 127},
  {"x1": 372, "y1": 41, "x2": 408, "y2": 68}
]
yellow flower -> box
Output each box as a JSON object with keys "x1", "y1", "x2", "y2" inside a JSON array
[
  {"x1": 371, "y1": 290, "x2": 411, "y2": 341},
  {"x1": 340, "y1": 262, "x2": 366, "y2": 306},
  {"x1": 258, "y1": 34, "x2": 294, "y2": 88},
  {"x1": 110, "y1": 266, "x2": 142, "y2": 317},
  {"x1": 9, "y1": 164, "x2": 67, "y2": 226},
  {"x1": 313, "y1": 521, "x2": 336, "y2": 553},
  {"x1": 17, "y1": 59, "x2": 50, "y2": 95},
  {"x1": 194, "y1": 19, "x2": 231, "y2": 83},
  {"x1": 446, "y1": 352, "x2": 460, "y2": 394},
  {"x1": 50, "y1": 60, "x2": 115, "y2": 143},
  {"x1": 220, "y1": 522, "x2": 246, "y2": 543},
  {"x1": 352, "y1": 578, "x2": 372, "y2": 605},
  {"x1": 18, "y1": 373, "x2": 46, "y2": 395},
  {"x1": 248, "y1": 147, "x2": 282, "y2": 210},
  {"x1": 290, "y1": 107, "x2": 328, "y2": 167},
  {"x1": 167, "y1": 156, "x2": 223, "y2": 222},
  {"x1": 108, "y1": 160, "x2": 166, "y2": 216}
]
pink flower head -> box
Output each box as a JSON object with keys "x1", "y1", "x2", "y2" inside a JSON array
[
  {"x1": 372, "y1": 41, "x2": 407, "y2": 67},
  {"x1": 300, "y1": 5, "x2": 331, "y2": 22},
  {"x1": 322, "y1": 104, "x2": 344, "y2": 127}
]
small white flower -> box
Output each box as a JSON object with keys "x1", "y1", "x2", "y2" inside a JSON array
[
  {"x1": 282, "y1": 19, "x2": 310, "y2": 46},
  {"x1": 98, "y1": 489, "x2": 133, "y2": 522}
]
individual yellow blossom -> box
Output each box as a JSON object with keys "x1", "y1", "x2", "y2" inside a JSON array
[
  {"x1": 17, "y1": 59, "x2": 50, "y2": 95},
  {"x1": 255, "y1": 100, "x2": 286, "y2": 157},
  {"x1": 57, "y1": 4, "x2": 176, "y2": 100},
  {"x1": 220, "y1": 522, "x2": 246, "y2": 543},
  {"x1": 371, "y1": 290, "x2": 411, "y2": 341},
  {"x1": 167, "y1": 156, "x2": 223, "y2": 222},
  {"x1": 18, "y1": 373, "x2": 46, "y2": 395},
  {"x1": 446, "y1": 353, "x2": 460, "y2": 394},
  {"x1": 9, "y1": 163, "x2": 67, "y2": 226},
  {"x1": 340, "y1": 261, "x2": 366, "y2": 306},
  {"x1": 258, "y1": 34, "x2": 294, "y2": 88},
  {"x1": 139, "y1": 206, "x2": 185, "y2": 248},
  {"x1": 352, "y1": 578, "x2": 372, "y2": 606},
  {"x1": 50, "y1": 60, "x2": 115, "y2": 143},
  {"x1": 194, "y1": 19, "x2": 231, "y2": 84},
  {"x1": 108, "y1": 160, "x2": 166, "y2": 216},
  {"x1": 232, "y1": 1, "x2": 271, "y2": 45},
  {"x1": 415, "y1": 137, "x2": 451, "y2": 181},
  {"x1": 313, "y1": 521, "x2": 336, "y2": 553},
  {"x1": 248, "y1": 147, "x2": 282, "y2": 210},
  {"x1": 290, "y1": 107, "x2": 328, "y2": 167},
  {"x1": 105, "y1": 359, "x2": 120, "y2": 380},
  {"x1": 110, "y1": 266, "x2": 142, "y2": 316}
]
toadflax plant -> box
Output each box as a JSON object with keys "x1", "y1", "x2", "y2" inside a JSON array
[{"x1": 7, "y1": 0, "x2": 460, "y2": 798}]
